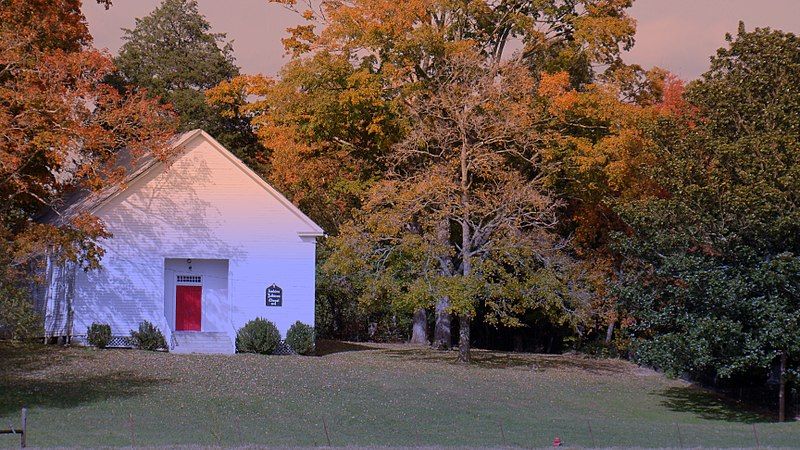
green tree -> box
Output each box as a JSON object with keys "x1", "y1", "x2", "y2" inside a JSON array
[
  {"x1": 616, "y1": 24, "x2": 800, "y2": 420},
  {"x1": 116, "y1": 0, "x2": 261, "y2": 162}
]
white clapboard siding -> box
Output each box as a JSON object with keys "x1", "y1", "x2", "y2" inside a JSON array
[{"x1": 67, "y1": 130, "x2": 321, "y2": 347}]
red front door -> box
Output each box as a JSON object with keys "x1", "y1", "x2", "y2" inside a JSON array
[{"x1": 176, "y1": 285, "x2": 202, "y2": 331}]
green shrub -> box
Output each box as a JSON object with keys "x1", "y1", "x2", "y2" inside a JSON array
[
  {"x1": 130, "y1": 321, "x2": 167, "y2": 351},
  {"x1": 87, "y1": 322, "x2": 112, "y2": 348},
  {"x1": 236, "y1": 318, "x2": 280, "y2": 354},
  {"x1": 285, "y1": 321, "x2": 315, "y2": 355}
]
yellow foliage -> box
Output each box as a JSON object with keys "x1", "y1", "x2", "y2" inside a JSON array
[{"x1": 538, "y1": 71, "x2": 571, "y2": 97}]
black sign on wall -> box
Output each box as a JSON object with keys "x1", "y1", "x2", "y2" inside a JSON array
[{"x1": 266, "y1": 284, "x2": 283, "y2": 307}]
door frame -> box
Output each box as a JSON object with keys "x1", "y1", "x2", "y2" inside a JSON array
[{"x1": 175, "y1": 274, "x2": 202, "y2": 331}]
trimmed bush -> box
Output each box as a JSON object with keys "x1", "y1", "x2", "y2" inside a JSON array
[
  {"x1": 130, "y1": 321, "x2": 167, "y2": 351},
  {"x1": 87, "y1": 322, "x2": 112, "y2": 348},
  {"x1": 236, "y1": 318, "x2": 280, "y2": 354},
  {"x1": 285, "y1": 321, "x2": 315, "y2": 355}
]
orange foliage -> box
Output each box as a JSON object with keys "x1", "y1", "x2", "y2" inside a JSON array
[
  {"x1": 655, "y1": 73, "x2": 691, "y2": 117},
  {"x1": 0, "y1": 0, "x2": 177, "y2": 270},
  {"x1": 535, "y1": 67, "x2": 690, "y2": 334},
  {"x1": 206, "y1": 56, "x2": 398, "y2": 232}
]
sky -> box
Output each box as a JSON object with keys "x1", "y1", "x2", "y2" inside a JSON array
[{"x1": 83, "y1": 0, "x2": 800, "y2": 81}]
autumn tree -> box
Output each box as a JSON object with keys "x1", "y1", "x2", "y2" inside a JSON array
[
  {"x1": 326, "y1": 54, "x2": 573, "y2": 362},
  {"x1": 0, "y1": 0, "x2": 176, "y2": 338},
  {"x1": 207, "y1": 54, "x2": 402, "y2": 233},
  {"x1": 531, "y1": 65, "x2": 687, "y2": 347},
  {"x1": 116, "y1": 0, "x2": 261, "y2": 162},
  {"x1": 615, "y1": 25, "x2": 800, "y2": 420},
  {"x1": 277, "y1": 0, "x2": 635, "y2": 82},
  {"x1": 234, "y1": 0, "x2": 636, "y2": 345}
]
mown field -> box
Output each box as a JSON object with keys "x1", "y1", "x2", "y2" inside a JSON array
[{"x1": 1, "y1": 340, "x2": 798, "y2": 448}]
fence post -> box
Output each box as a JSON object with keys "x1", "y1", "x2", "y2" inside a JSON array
[
  {"x1": 129, "y1": 412, "x2": 136, "y2": 447},
  {"x1": 587, "y1": 419, "x2": 596, "y2": 447},
  {"x1": 752, "y1": 423, "x2": 760, "y2": 449},
  {"x1": 235, "y1": 417, "x2": 242, "y2": 446},
  {"x1": 20, "y1": 407, "x2": 27, "y2": 448},
  {"x1": 321, "y1": 416, "x2": 331, "y2": 446},
  {"x1": 674, "y1": 422, "x2": 683, "y2": 448}
]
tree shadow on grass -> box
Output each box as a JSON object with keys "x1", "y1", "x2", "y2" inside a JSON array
[
  {"x1": 658, "y1": 385, "x2": 776, "y2": 423},
  {"x1": 0, "y1": 342, "x2": 76, "y2": 376},
  {"x1": 381, "y1": 347, "x2": 535, "y2": 369},
  {"x1": 315, "y1": 339, "x2": 381, "y2": 356},
  {"x1": 527, "y1": 354, "x2": 632, "y2": 375},
  {"x1": 0, "y1": 370, "x2": 167, "y2": 417},
  {"x1": 0, "y1": 343, "x2": 167, "y2": 417},
  {"x1": 380, "y1": 347, "x2": 631, "y2": 374}
]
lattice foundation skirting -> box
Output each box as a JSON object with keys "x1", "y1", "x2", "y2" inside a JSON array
[
  {"x1": 272, "y1": 341, "x2": 298, "y2": 355},
  {"x1": 72, "y1": 335, "x2": 134, "y2": 348},
  {"x1": 73, "y1": 335, "x2": 301, "y2": 354}
]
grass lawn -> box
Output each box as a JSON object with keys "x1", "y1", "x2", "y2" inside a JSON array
[{"x1": 1, "y1": 340, "x2": 798, "y2": 448}]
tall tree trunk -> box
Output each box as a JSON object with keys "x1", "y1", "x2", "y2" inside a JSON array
[
  {"x1": 458, "y1": 314, "x2": 471, "y2": 363},
  {"x1": 433, "y1": 219, "x2": 452, "y2": 350},
  {"x1": 64, "y1": 261, "x2": 76, "y2": 345},
  {"x1": 433, "y1": 297, "x2": 451, "y2": 349},
  {"x1": 779, "y1": 351, "x2": 788, "y2": 422},
  {"x1": 605, "y1": 320, "x2": 616, "y2": 344},
  {"x1": 410, "y1": 308, "x2": 428, "y2": 344},
  {"x1": 513, "y1": 329, "x2": 524, "y2": 352},
  {"x1": 456, "y1": 138, "x2": 472, "y2": 364}
]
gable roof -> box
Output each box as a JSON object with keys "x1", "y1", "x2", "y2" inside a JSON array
[{"x1": 41, "y1": 129, "x2": 325, "y2": 237}]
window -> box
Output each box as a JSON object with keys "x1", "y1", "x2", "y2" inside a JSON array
[{"x1": 177, "y1": 275, "x2": 202, "y2": 284}]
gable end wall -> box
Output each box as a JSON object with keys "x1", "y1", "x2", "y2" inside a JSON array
[{"x1": 69, "y1": 136, "x2": 317, "y2": 343}]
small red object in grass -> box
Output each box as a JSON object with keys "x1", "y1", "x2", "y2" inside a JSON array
[{"x1": 553, "y1": 436, "x2": 562, "y2": 447}]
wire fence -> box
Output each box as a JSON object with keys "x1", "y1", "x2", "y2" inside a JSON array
[
  {"x1": 3, "y1": 405, "x2": 799, "y2": 448},
  {"x1": 0, "y1": 408, "x2": 25, "y2": 448}
]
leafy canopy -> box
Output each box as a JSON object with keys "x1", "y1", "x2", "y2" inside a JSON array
[
  {"x1": 615, "y1": 25, "x2": 800, "y2": 379},
  {"x1": 0, "y1": 0, "x2": 177, "y2": 337},
  {"x1": 117, "y1": 0, "x2": 238, "y2": 99},
  {"x1": 324, "y1": 53, "x2": 577, "y2": 359},
  {"x1": 226, "y1": 0, "x2": 638, "y2": 235},
  {"x1": 277, "y1": 0, "x2": 635, "y2": 85},
  {"x1": 115, "y1": 0, "x2": 263, "y2": 162}
]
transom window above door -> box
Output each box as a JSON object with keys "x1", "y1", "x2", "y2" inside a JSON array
[{"x1": 177, "y1": 275, "x2": 202, "y2": 284}]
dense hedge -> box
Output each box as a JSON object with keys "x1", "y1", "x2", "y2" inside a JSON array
[
  {"x1": 236, "y1": 318, "x2": 280, "y2": 354},
  {"x1": 285, "y1": 321, "x2": 315, "y2": 355}
]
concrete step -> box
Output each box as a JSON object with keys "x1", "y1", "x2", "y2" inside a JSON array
[{"x1": 172, "y1": 331, "x2": 234, "y2": 354}]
